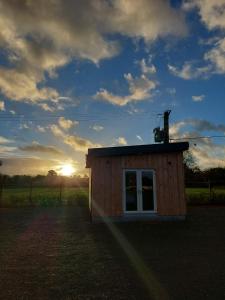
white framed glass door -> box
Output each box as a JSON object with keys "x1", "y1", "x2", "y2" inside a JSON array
[{"x1": 123, "y1": 169, "x2": 156, "y2": 213}]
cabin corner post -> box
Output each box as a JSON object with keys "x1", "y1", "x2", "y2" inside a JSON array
[{"x1": 89, "y1": 168, "x2": 92, "y2": 222}]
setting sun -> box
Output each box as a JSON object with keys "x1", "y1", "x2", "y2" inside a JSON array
[{"x1": 60, "y1": 164, "x2": 75, "y2": 176}]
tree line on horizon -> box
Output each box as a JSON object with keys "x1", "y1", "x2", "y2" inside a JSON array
[
  {"x1": 0, "y1": 152, "x2": 225, "y2": 188},
  {"x1": 0, "y1": 170, "x2": 89, "y2": 188},
  {"x1": 184, "y1": 151, "x2": 225, "y2": 187}
]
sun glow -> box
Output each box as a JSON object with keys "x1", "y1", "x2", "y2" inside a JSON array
[{"x1": 60, "y1": 164, "x2": 75, "y2": 176}]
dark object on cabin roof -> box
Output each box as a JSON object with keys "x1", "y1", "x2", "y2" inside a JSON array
[{"x1": 87, "y1": 142, "x2": 189, "y2": 158}]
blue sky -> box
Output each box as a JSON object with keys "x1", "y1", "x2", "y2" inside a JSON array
[{"x1": 0, "y1": 0, "x2": 225, "y2": 175}]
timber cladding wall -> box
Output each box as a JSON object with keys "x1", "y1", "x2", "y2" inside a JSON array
[{"x1": 90, "y1": 152, "x2": 186, "y2": 218}]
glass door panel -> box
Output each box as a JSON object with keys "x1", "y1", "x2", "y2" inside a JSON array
[
  {"x1": 141, "y1": 171, "x2": 154, "y2": 211},
  {"x1": 125, "y1": 171, "x2": 138, "y2": 211}
]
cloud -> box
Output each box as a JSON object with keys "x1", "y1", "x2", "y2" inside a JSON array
[
  {"x1": 95, "y1": 73, "x2": 157, "y2": 106},
  {"x1": 204, "y1": 37, "x2": 225, "y2": 73},
  {"x1": 166, "y1": 88, "x2": 176, "y2": 95},
  {"x1": 168, "y1": 63, "x2": 193, "y2": 79},
  {"x1": 58, "y1": 117, "x2": 78, "y2": 130},
  {"x1": 0, "y1": 136, "x2": 14, "y2": 144},
  {"x1": 198, "y1": 36, "x2": 221, "y2": 46},
  {"x1": 168, "y1": 62, "x2": 211, "y2": 79},
  {"x1": 170, "y1": 119, "x2": 225, "y2": 139},
  {"x1": 127, "y1": 106, "x2": 144, "y2": 115},
  {"x1": 37, "y1": 97, "x2": 73, "y2": 112},
  {"x1": 38, "y1": 103, "x2": 57, "y2": 112},
  {"x1": 139, "y1": 58, "x2": 156, "y2": 74},
  {"x1": 0, "y1": 68, "x2": 59, "y2": 104},
  {"x1": 19, "y1": 123, "x2": 29, "y2": 130},
  {"x1": 0, "y1": 145, "x2": 17, "y2": 155},
  {"x1": 0, "y1": 0, "x2": 187, "y2": 106},
  {"x1": 168, "y1": 44, "x2": 225, "y2": 78},
  {"x1": 0, "y1": 100, "x2": 5, "y2": 111},
  {"x1": 170, "y1": 118, "x2": 225, "y2": 169},
  {"x1": 0, "y1": 157, "x2": 62, "y2": 175},
  {"x1": 188, "y1": 135, "x2": 225, "y2": 169},
  {"x1": 116, "y1": 137, "x2": 127, "y2": 145},
  {"x1": 136, "y1": 135, "x2": 143, "y2": 142},
  {"x1": 0, "y1": 135, "x2": 16, "y2": 155},
  {"x1": 90, "y1": 125, "x2": 104, "y2": 132},
  {"x1": 183, "y1": 0, "x2": 225, "y2": 74},
  {"x1": 192, "y1": 94, "x2": 205, "y2": 102},
  {"x1": 19, "y1": 142, "x2": 64, "y2": 156},
  {"x1": 50, "y1": 124, "x2": 100, "y2": 152},
  {"x1": 64, "y1": 135, "x2": 101, "y2": 152},
  {"x1": 109, "y1": 0, "x2": 187, "y2": 41},
  {"x1": 36, "y1": 125, "x2": 46, "y2": 133},
  {"x1": 0, "y1": 136, "x2": 16, "y2": 156},
  {"x1": 188, "y1": 119, "x2": 225, "y2": 133},
  {"x1": 169, "y1": 121, "x2": 186, "y2": 138},
  {"x1": 183, "y1": 0, "x2": 225, "y2": 30},
  {"x1": 191, "y1": 143, "x2": 225, "y2": 169},
  {"x1": 50, "y1": 124, "x2": 64, "y2": 138}
]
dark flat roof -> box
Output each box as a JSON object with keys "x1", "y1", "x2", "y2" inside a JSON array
[{"x1": 87, "y1": 142, "x2": 189, "y2": 158}]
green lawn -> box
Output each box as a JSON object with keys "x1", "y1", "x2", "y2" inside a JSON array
[
  {"x1": 1, "y1": 186, "x2": 225, "y2": 207},
  {"x1": 1, "y1": 187, "x2": 88, "y2": 207},
  {"x1": 186, "y1": 187, "x2": 225, "y2": 204}
]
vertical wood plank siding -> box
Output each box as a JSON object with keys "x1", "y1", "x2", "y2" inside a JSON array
[{"x1": 90, "y1": 152, "x2": 186, "y2": 217}]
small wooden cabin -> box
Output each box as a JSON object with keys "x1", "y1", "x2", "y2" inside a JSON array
[{"x1": 86, "y1": 142, "x2": 189, "y2": 222}]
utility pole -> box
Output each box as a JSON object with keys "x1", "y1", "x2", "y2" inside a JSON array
[
  {"x1": 29, "y1": 177, "x2": 33, "y2": 206},
  {"x1": 153, "y1": 110, "x2": 171, "y2": 144},
  {"x1": 163, "y1": 110, "x2": 171, "y2": 144}
]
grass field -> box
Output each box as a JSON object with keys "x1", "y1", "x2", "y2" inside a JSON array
[
  {"x1": 1, "y1": 201, "x2": 225, "y2": 299},
  {"x1": 186, "y1": 187, "x2": 225, "y2": 204},
  {"x1": 1, "y1": 186, "x2": 225, "y2": 207},
  {"x1": 1, "y1": 187, "x2": 88, "y2": 207}
]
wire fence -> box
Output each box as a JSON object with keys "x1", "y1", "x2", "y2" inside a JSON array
[
  {"x1": 0, "y1": 175, "x2": 88, "y2": 207},
  {"x1": 186, "y1": 180, "x2": 225, "y2": 205},
  {"x1": 1, "y1": 175, "x2": 225, "y2": 207}
]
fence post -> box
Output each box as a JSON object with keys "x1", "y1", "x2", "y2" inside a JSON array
[
  {"x1": 208, "y1": 180, "x2": 213, "y2": 203},
  {"x1": 29, "y1": 177, "x2": 33, "y2": 206},
  {"x1": 0, "y1": 175, "x2": 3, "y2": 207},
  {"x1": 59, "y1": 177, "x2": 63, "y2": 204}
]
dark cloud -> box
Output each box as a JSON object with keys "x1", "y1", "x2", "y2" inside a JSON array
[
  {"x1": 170, "y1": 118, "x2": 225, "y2": 169},
  {"x1": 19, "y1": 143, "x2": 64, "y2": 156},
  {"x1": 187, "y1": 119, "x2": 225, "y2": 133},
  {"x1": 1, "y1": 157, "x2": 60, "y2": 175}
]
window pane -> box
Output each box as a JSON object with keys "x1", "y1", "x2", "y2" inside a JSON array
[
  {"x1": 125, "y1": 171, "x2": 137, "y2": 211},
  {"x1": 142, "y1": 171, "x2": 154, "y2": 211}
]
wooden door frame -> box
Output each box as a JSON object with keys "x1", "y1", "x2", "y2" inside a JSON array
[{"x1": 123, "y1": 169, "x2": 157, "y2": 214}]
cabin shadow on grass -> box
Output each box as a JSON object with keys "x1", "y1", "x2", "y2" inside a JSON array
[{"x1": 0, "y1": 200, "x2": 225, "y2": 299}]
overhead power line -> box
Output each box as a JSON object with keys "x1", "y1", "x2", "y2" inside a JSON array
[
  {"x1": 170, "y1": 135, "x2": 225, "y2": 141},
  {"x1": 0, "y1": 117, "x2": 108, "y2": 122},
  {"x1": 0, "y1": 111, "x2": 159, "y2": 122}
]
